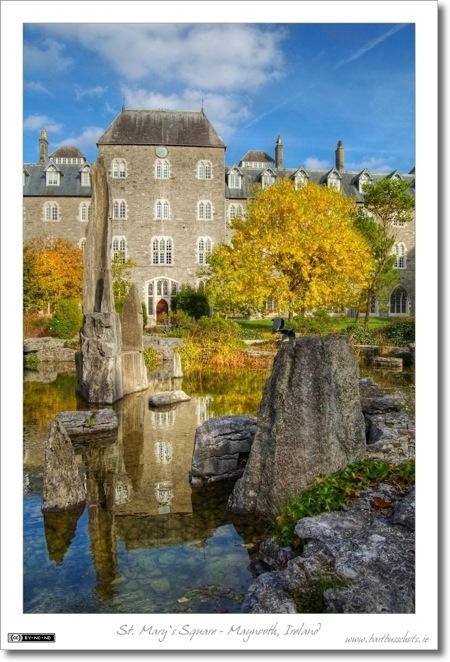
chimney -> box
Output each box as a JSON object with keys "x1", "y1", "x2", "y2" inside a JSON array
[
  {"x1": 39, "y1": 128, "x2": 48, "y2": 164},
  {"x1": 275, "y1": 136, "x2": 283, "y2": 169},
  {"x1": 335, "y1": 140, "x2": 344, "y2": 171}
]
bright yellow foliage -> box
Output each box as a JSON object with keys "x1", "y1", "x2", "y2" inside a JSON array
[{"x1": 206, "y1": 179, "x2": 373, "y2": 316}]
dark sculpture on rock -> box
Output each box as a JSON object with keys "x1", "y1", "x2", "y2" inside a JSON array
[
  {"x1": 228, "y1": 335, "x2": 366, "y2": 515},
  {"x1": 76, "y1": 157, "x2": 148, "y2": 404}
]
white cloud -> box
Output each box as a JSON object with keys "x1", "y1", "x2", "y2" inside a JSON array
[
  {"x1": 304, "y1": 157, "x2": 331, "y2": 170},
  {"x1": 74, "y1": 85, "x2": 107, "y2": 101},
  {"x1": 122, "y1": 87, "x2": 252, "y2": 142},
  {"x1": 347, "y1": 156, "x2": 396, "y2": 173},
  {"x1": 23, "y1": 115, "x2": 63, "y2": 133},
  {"x1": 24, "y1": 38, "x2": 72, "y2": 75},
  {"x1": 56, "y1": 126, "x2": 105, "y2": 153},
  {"x1": 25, "y1": 81, "x2": 51, "y2": 95},
  {"x1": 35, "y1": 24, "x2": 286, "y2": 92}
]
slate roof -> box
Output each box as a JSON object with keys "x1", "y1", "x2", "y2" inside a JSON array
[
  {"x1": 239, "y1": 150, "x2": 275, "y2": 164},
  {"x1": 23, "y1": 164, "x2": 92, "y2": 197},
  {"x1": 97, "y1": 110, "x2": 226, "y2": 148},
  {"x1": 225, "y1": 167, "x2": 415, "y2": 201},
  {"x1": 49, "y1": 146, "x2": 86, "y2": 160}
]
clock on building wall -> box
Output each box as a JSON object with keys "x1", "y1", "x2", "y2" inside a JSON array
[{"x1": 155, "y1": 146, "x2": 168, "y2": 158}]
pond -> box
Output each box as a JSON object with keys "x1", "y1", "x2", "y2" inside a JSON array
[
  {"x1": 23, "y1": 359, "x2": 414, "y2": 614},
  {"x1": 23, "y1": 366, "x2": 270, "y2": 614}
]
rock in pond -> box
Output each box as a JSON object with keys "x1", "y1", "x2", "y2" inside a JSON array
[{"x1": 148, "y1": 390, "x2": 191, "y2": 407}]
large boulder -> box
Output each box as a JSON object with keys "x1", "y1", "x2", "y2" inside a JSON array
[
  {"x1": 42, "y1": 419, "x2": 86, "y2": 512},
  {"x1": 228, "y1": 336, "x2": 366, "y2": 515},
  {"x1": 190, "y1": 415, "x2": 257, "y2": 486}
]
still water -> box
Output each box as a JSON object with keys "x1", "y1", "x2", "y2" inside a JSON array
[
  {"x1": 23, "y1": 366, "x2": 270, "y2": 614},
  {"x1": 23, "y1": 360, "x2": 414, "y2": 614}
]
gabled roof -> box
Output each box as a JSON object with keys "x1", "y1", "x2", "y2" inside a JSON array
[
  {"x1": 23, "y1": 164, "x2": 92, "y2": 197},
  {"x1": 97, "y1": 109, "x2": 226, "y2": 148},
  {"x1": 239, "y1": 150, "x2": 275, "y2": 165}
]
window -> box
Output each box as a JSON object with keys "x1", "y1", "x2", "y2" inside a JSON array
[
  {"x1": 294, "y1": 173, "x2": 308, "y2": 190},
  {"x1": 228, "y1": 204, "x2": 244, "y2": 220},
  {"x1": 113, "y1": 199, "x2": 127, "y2": 220},
  {"x1": 155, "y1": 200, "x2": 170, "y2": 220},
  {"x1": 358, "y1": 173, "x2": 372, "y2": 193},
  {"x1": 197, "y1": 200, "x2": 212, "y2": 220},
  {"x1": 44, "y1": 202, "x2": 59, "y2": 221},
  {"x1": 228, "y1": 172, "x2": 241, "y2": 188},
  {"x1": 79, "y1": 202, "x2": 91, "y2": 222},
  {"x1": 393, "y1": 243, "x2": 407, "y2": 269},
  {"x1": 155, "y1": 159, "x2": 170, "y2": 179},
  {"x1": 81, "y1": 170, "x2": 90, "y2": 186},
  {"x1": 197, "y1": 237, "x2": 212, "y2": 264},
  {"x1": 151, "y1": 237, "x2": 173, "y2": 265},
  {"x1": 112, "y1": 159, "x2": 127, "y2": 178},
  {"x1": 112, "y1": 236, "x2": 127, "y2": 263},
  {"x1": 78, "y1": 238, "x2": 86, "y2": 252},
  {"x1": 46, "y1": 167, "x2": 60, "y2": 186},
  {"x1": 390, "y1": 286, "x2": 409, "y2": 314},
  {"x1": 147, "y1": 279, "x2": 179, "y2": 319},
  {"x1": 197, "y1": 160, "x2": 212, "y2": 179},
  {"x1": 261, "y1": 172, "x2": 275, "y2": 188},
  {"x1": 327, "y1": 173, "x2": 341, "y2": 191}
]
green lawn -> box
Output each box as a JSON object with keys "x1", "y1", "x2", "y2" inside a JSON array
[{"x1": 235, "y1": 316, "x2": 392, "y2": 334}]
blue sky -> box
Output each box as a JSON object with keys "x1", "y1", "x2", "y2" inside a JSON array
[{"x1": 23, "y1": 21, "x2": 415, "y2": 173}]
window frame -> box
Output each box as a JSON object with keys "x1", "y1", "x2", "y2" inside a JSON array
[
  {"x1": 44, "y1": 202, "x2": 59, "y2": 222},
  {"x1": 112, "y1": 199, "x2": 127, "y2": 220},
  {"x1": 197, "y1": 160, "x2": 212, "y2": 180},
  {"x1": 155, "y1": 159, "x2": 170, "y2": 179},
  {"x1": 197, "y1": 200, "x2": 213, "y2": 220},
  {"x1": 197, "y1": 236, "x2": 213, "y2": 265},
  {"x1": 151, "y1": 236, "x2": 173, "y2": 265},
  {"x1": 112, "y1": 235, "x2": 127, "y2": 264},
  {"x1": 111, "y1": 159, "x2": 127, "y2": 178},
  {"x1": 155, "y1": 199, "x2": 171, "y2": 220}
]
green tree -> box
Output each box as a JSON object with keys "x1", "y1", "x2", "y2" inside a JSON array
[
  {"x1": 111, "y1": 256, "x2": 137, "y2": 313},
  {"x1": 171, "y1": 284, "x2": 211, "y2": 319},
  {"x1": 204, "y1": 179, "x2": 373, "y2": 318},
  {"x1": 357, "y1": 178, "x2": 415, "y2": 324}
]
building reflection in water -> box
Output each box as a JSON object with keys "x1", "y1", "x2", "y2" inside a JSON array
[{"x1": 41, "y1": 374, "x2": 216, "y2": 601}]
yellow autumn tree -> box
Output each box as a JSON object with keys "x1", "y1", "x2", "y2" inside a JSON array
[
  {"x1": 23, "y1": 236, "x2": 83, "y2": 313},
  {"x1": 205, "y1": 179, "x2": 373, "y2": 317}
]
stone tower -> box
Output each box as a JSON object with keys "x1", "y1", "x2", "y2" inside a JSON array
[
  {"x1": 39, "y1": 128, "x2": 48, "y2": 164},
  {"x1": 335, "y1": 140, "x2": 345, "y2": 171},
  {"x1": 275, "y1": 136, "x2": 283, "y2": 169}
]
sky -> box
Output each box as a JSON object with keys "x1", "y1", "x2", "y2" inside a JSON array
[{"x1": 23, "y1": 21, "x2": 415, "y2": 174}]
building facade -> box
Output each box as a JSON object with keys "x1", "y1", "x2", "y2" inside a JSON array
[{"x1": 23, "y1": 111, "x2": 415, "y2": 323}]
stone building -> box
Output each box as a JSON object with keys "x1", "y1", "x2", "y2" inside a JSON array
[{"x1": 23, "y1": 111, "x2": 415, "y2": 321}]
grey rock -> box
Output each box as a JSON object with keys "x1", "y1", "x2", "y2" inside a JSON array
[
  {"x1": 42, "y1": 419, "x2": 86, "y2": 512},
  {"x1": 228, "y1": 336, "x2": 366, "y2": 515},
  {"x1": 148, "y1": 390, "x2": 191, "y2": 407},
  {"x1": 190, "y1": 415, "x2": 256, "y2": 485},
  {"x1": 23, "y1": 337, "x2": 67, "y2": 353},
  {"x1": 55, "y1": 409, "x2": 118, "y2": 444},
  {"x1": 241, "y1": 571, "x2": 298, "y2": 614}
]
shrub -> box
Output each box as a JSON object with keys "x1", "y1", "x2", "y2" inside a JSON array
[
  {"x1": 341, "y1": 323, "x2": 379, "y2": 345},
  {"x1": 143, "y1": 347, "x2": 160, "y2": 371},
  {"x1": 23, "y1": 312, "x2": 50, "y2": 338},
  {"x1": 292, "y1": 310, "x2": 334, "y2": 336},
  {"x1": 48, "y1": 298, "x2": 83, "y2": 340},
  {"x1": 141, "y1": 302, "x2": 148, "y2": 330},
  {"x1": 274, "y1": 458, "x2": 415, "y2": 546},
  {"x1": 378, "y1": 317, "x2": 415, "y2": 346},
  {"x1": 171, "y1": 284, "x2": 211, "y2": 320},
  {"x1": 24, "y1": 352, "x2": 41, "y2": 371}
]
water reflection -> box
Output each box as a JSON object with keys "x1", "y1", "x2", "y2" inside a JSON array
[{"x1": 24, "y1": 367, "x2": 269, "y2": 613}]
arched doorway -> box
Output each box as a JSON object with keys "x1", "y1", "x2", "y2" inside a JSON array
[
  {"x1": 156, "y1": 298, "x2": 169, "y2": 322},
  {"x1": 390, "y1": 286, "x2": 409, "y2": 315}
]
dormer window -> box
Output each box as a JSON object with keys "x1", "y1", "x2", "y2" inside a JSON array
[
  {"x1": 45, "y1": 165, "x2": 60, "y2": 186},
  {"x1": 356, "y1": 170, "x2": 373, "y2": 193},
  {"x1": 261, "y1": 170, "x2": 276, "y2": 189},
  {"x1": 228, "y1": 170, "x2": 241, "y2": 189},
  {"x1": 80, "y1": 165, "x2": 91, "y2": 187},
  {"x1": 294, "y1": 168, "x2": 309, "y2": 190},
  {"x1": 326, "y1": 169, "x2": 341, "y2": 191}
]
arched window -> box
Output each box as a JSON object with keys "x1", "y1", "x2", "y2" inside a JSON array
[
  {"x1": 228, "y1": 204, "x2": 244, "y2": 220},
  {"x1": 78, "y1": 238, "x2": 86, "y2": 252},
  {"x1": 155, "y1": 200, "x2": 170, "y2": 220},
  {"x1": 197, "y1": 200, "x2": 212, "y2": 220},
  {"x1": 112, "y1": 236, "x2": 127, "y2": 263},
  {"x1": 393, "y1": 243, "x2": 407, "y2": 269},
  {"x1": 197, "y1": 237, "x2": 212, "y2": 264},
  {"x1": 79, "y1": 202, "x2": 91, "y2": 222},
  {"x1": 390, "y1": 286, "x2": 409, "y2": 314},
  {"x1": 155, "y1": 159, "x2": 170, "y2": 179},
  {"x1": 151, "y1": 237, "x2": 173, "y2": 265},
  {"x1": 44, "y1": 202, "x2": 59, "y2": 221},
  {"x1": 112, "y1": 159, "x2": 127, "y2": 178},
  {"x1": 197, "y1": 160, "x2": 212, "y2": 180},
  {"x1": 113, "y1": 199, "x2": 127, "y2": 220},
  {"x1": 147, "y1": 279, "x2": 179, "y2": 320}
]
